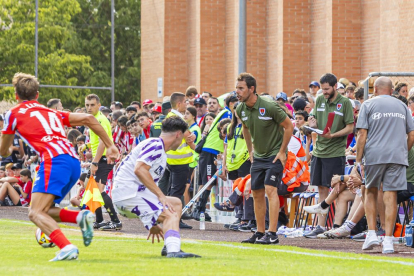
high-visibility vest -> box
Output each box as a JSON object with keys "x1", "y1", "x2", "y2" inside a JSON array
[
  {"x1": 189, "y1": 123, "x2": 201, "y2": 168},
  {"x1": 282, "y1": 151, "x2": 310, "y2": 192},
  {"x1": 165, "y1": 112, "x2": 194, "y2": 165}
]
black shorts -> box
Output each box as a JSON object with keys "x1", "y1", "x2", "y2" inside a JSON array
[
  {"x1": 187, "y1": 167, "x2": 195, "y2": 184},
  {"x1": 198, "y1": 151, "x2": 217, "y2": 185},
  {"x1": 228, "y1": 159, "x2": 252, "y2": 181},
  {"x1": 397, "y1": 182, "x2": 414, "y2": 204},
  {"x1": 95, "y1": 156, "x2": 114, "y2": 185},
  {"x1": 167, "y1": 164, "x2": 190, "y2": 198},
  {"x1": 250, "y1": 156, "x2": 283, "y2": 190},
  {"x1": 311, "y1": 156, "x2": 345, "y2": 188}
]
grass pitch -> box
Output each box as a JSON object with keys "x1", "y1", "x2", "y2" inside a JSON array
[{"x1": 1, "y1": 219, "x2": 413, "y2": 276}]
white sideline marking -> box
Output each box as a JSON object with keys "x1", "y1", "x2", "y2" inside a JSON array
[
  {"x1": 3, "y1": 220, "x2": 414, "y2": 266},
  {"x1": 213, "y1": 243, "x2": 414, "y2": 267}
]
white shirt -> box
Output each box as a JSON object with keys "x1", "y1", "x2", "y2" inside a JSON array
[{"x1": 112, "y1": 138, "x2": 167, "y2": 202}]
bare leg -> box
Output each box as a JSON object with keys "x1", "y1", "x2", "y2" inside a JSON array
[
  {"x1": 28, "y1": 193, "x2": 59, "y2": 236},
  {"x1": 378, "y1": 185, "x2": 385, "y2": 229},
  {"x1": 252, "y1": 189, "x2": 266, "y2": 233},
  {"x1": 0, "y1": 182, "x2": 21, "y2": 205},
  {"x1": 317, "y1": 186, "x2": 329, "y2": 227},
  {"x1": 184, "y1": 184, "x2": 190, "y2": 205},
  {"x1": 383, "y1": 191, "x2": 397, "y2": 237},
  {"x1": 347, "y1": 192, "x2": 362, "y2": 219},
  {"x1": 158, "y1": 196, "x2": 182, "y2": 232},
  {"x1": 325, "y1": 184, "x2": 347, "y2": 205},
  {"x1": 265, "y1": 185, "x2": 279, "y2": 233},
  {"x1": 364, "y1": 187, "x2": 378, "y2": 231},
  {"x1": 334, "y1": 190, "x2": 355, "y2": 225}
]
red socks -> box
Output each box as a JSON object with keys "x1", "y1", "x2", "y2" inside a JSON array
[
  {"x1": 59, "y1": 209, "x2": 79, "y2": 224},
  {"x1": 49, "y1": 229, "x2": 71, "y2": 249}
]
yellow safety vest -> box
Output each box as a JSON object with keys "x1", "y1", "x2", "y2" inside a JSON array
[{"x1": 165, "y1": 112, "x2": 194, "y2": 165}]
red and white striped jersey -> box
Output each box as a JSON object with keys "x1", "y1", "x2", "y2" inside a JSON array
[{"x1": 2, "y1": 100, "x2": 78, "y2": 162}]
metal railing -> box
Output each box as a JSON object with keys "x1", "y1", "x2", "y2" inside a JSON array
[{"x1": 362, "y1": 72, "x2": 414, "y2": 100}]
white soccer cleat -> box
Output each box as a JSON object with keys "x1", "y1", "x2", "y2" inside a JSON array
[
  {"x1": 303, "y1": 203, "x2": 329, "y2": 215},
  {"x1": 362, "y1": 232, "x2": 380, "y2": 250},
  {"x1": 49, "y1": 245, "x2": 79, "y2": 262}
]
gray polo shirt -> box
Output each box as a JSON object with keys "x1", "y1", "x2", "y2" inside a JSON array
[{"x1": 356, "y1": 95, "x2": 414, "y2": 166}]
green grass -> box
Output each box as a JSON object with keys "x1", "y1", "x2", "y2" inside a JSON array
[{"x1": 1, "y1": 219, "x2": 414, "y2": 276}]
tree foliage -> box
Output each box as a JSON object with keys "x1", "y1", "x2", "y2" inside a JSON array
[{"x1": 0, "y1": 0, "x2": 141, "y2": 109}]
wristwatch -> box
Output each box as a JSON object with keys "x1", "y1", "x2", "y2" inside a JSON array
[
  {"x1": 340, "y1": 175, "x2": 344, "y2": 182},
  {"x1": 92, "y1": 162, "x2": 99, "y2": 167}
]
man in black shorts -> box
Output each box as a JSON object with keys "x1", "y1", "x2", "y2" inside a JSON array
[
  {"x1": 85, "y1": 94, "x2": 122, "y2": 231},
  {"x1": 305, "y1": 73, "x2": 354, "y2": 238},
  {"x1": 236, "y1": 73, "x2": 293, "y2": 244}
]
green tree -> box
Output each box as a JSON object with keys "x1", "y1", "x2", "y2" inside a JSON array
[
  {"x1": 72, "y1": 0, "x2": 141, "y2": 106},
  {"x1": 0, "y1": 0, "x2": 93, "y2": 109},
  {"x1": 0, "y1": 0, "x2": 141, "y2": 109}
]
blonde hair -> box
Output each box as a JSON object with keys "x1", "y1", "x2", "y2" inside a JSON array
[{"x1": 12, "y1": 72, "x2": 39, "y2": 100}]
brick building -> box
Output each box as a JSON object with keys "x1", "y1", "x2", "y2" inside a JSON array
[{"x1": 141, "y1": 0, "x2": 414, "y2": 101}]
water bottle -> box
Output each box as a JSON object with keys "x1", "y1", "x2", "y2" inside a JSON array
[
  {"x1": 199, "y1": 212, "x2": 205, "y2": 230},
  {"x1": 405, "y1": 218, "x2": 414, "y2": 247}
]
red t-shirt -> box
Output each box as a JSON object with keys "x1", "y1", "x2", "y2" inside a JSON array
[
  {"x1": 20, "y1": 180, "x2": 32, "y2": 206},
  {"x1": 143, "y1": 123, "x2": 152, "y2": 139}
]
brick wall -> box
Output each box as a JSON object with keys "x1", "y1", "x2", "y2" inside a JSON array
[
  {"x1": 141, "y1": 0, "x2": 414, "y2": 101},
  {"x1": 141, "y1": 0, "x2": 164, "y2": 101}
]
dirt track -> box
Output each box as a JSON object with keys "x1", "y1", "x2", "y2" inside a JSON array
[{"x1": 1, "y1": 206, "x2": 414, "y2": 259}]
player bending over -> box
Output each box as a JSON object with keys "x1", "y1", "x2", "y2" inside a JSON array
[
  {"x1": 112, "y1": 117, "x2": 201, "y2": 258},
  {"x1": 0, "y1": 73, "x2": 119, "y2": 261}
]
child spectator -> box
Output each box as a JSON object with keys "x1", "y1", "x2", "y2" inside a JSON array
[
  {"x1": 69, "y1": 173, "x2": 88, "y2": 208},
  {"x1": 0, "y1": 169, "x2": 32, "y2": 206}
]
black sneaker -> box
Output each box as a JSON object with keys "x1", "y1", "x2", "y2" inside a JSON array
[
  {"x1": 255, "y1": 232, "x2": 279, "y2": 245},
  {"x1": 179, "y1": 220, "x2": 193, "y2": 229},
  {"x1": 224, "y1": 218, "x2": 241, "y2": 229},
  {"x1": 181, "y1": 211, "x2": 192, "y2": 220},
  {"x1": 238, "y1": 221, "x2": 256, "y2": 232},
  {"x1": 229, "y1": 223, "x2": 241, "y2": 231},
  {"x1": 161, "y1": 246, "x2": 184, "y2": 257},
  {"x1": 100, "y1": 221, "x2": 122, "y2": 231},
  {"x1": 94, "y1": 220, "x2": 108, "y2": 229},
  {"x1": 192, "y1": 211, "x2": 212, "y2": 222},
  {"x1": 241, "y1": 232, "x2": 265, "y2": 244},
  {"x1": 166, "y1": 252, "x2": 201, "y2": 258}
]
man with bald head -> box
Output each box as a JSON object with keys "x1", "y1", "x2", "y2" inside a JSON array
[{"x1": 356, "y1": 76, "x2": 414, "y2": 254}]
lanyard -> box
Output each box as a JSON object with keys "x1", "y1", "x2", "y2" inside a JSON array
[{"x1": 232, "y1": 126, "x2": 242, "y2": 151}]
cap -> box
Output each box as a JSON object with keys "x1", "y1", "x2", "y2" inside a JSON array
[
  {"x1": 337, "y1": 83, "x2": 345, "y2": 90},
  {"x1": 151, "y1": 105, "x2": 162, "y2": 113},
  {"x1": 276, "y1": 92, "x2": 288, "y2": 102},
  {"x1": 161, "y1": 101, "x2": 172, "y2": 112},
  {"x1": 309, "y1": 81, "x2": 320, "y2": 88},
  {"x1": 194, "y1": 98, "x2": 207, "y2": 106},
  {"x1": 339, "y1": 78, "x2": 350, "y2": 87},
  {"x1": 143, "y1": 99, "x2": 153, "y2": 106},
  {"x1": 11, "y1": 163, "x2": 22, "y2": 170},
  {"x1": 292, "y1": 98, "x2": 307, "y2": 112}
]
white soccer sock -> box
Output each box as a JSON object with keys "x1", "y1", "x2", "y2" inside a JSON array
[
  {"x1": 344, "y1": 221, "x2": 356, "y2": 232},
  {"x1": 368, "y1": 230, "x2": 376, "y2": 236},
  {"x1": 384, "y1": 236, "x2": 393, "y2": 243},
  {"x1": 165, "y1": 230, "x2": 181, "y2": 253}
]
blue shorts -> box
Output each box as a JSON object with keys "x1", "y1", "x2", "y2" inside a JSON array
[{"x1": 32, "y1": 154, "x2": 81, "y2": 204}]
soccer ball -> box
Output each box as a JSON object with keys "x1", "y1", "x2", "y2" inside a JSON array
[{"x1": 35, "y1": 228, "x2": 56, "y2": 248}]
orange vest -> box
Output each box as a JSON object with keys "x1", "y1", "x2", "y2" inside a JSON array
[{"x1": 282, "y1": 151, "x2": 310, "y2": 192}]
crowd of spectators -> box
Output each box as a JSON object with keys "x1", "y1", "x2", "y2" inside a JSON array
[{"x1": 1, "y1": 73, "x2": 414, "y2": 254}]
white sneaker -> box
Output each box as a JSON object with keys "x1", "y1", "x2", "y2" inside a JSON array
[
  {"x1": 362, "y1": 232, "x2": 380, "y2": 250},
  {"x1": 303, "y1": 203, "x2": 329, "y2": 215},
  {"x1": 317, "y1": 229, "x2": 333, "y2": 239},
  {"x1": 328, "y1": 225, "x2": 351, "y2": 239},
  {"x1": 382, "y1": 239, "x2": 394, "y2": 254}
]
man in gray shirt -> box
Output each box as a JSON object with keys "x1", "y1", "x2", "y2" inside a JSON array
[{"x1": 356, "y1": 77, "x2": 414, "y2": 254}]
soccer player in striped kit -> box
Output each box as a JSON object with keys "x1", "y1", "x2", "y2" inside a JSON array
[{"x1": 1, "y1": 73, "x2": 119, "y2": 261}]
